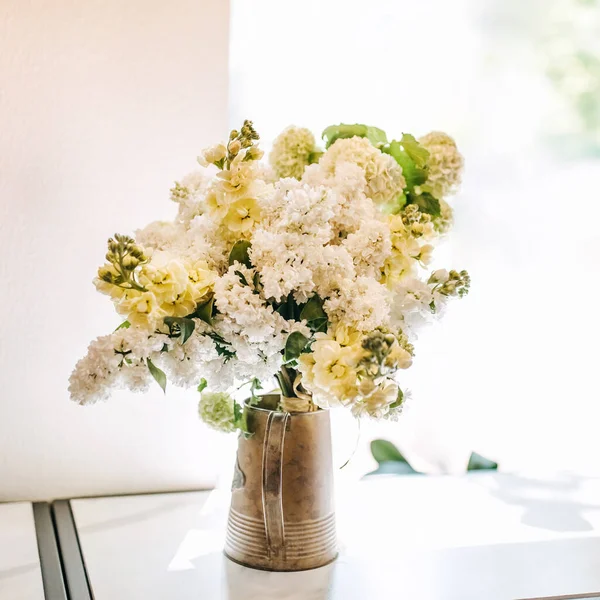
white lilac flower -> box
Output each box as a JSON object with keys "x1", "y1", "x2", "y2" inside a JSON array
[
  {"x1": 170, "y1": 170, "x2": 211, "y2": 224},
  {"x1": 342, "y1": 219, "x2": 392, "y2": 278},
  {"x1": 135, "y1": 221, "x2": 187, "y2": 253},
  {"x1": 71, "y1": 121, "x2": 469, "y2": 421},
  {"x1": 68, "y1": 327, "x2": 169, "y2": 405}
]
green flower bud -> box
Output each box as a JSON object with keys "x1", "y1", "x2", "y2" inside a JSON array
[
  {"x1": 121, "y1": 254, "x2": 139, "y2": 270},
  {"x1": 98, "y1": 266, "x2": 115, "y2": 283},
  {"x1": 129, "y1": 246, "x2": 145, "y2": 260}
]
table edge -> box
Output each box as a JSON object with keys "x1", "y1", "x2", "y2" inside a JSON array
[
  {"x1": 32, "y1": 502, "x2": 68, "y2": 600},
  {"x1": 52, "y1": 500, "x2": 92, "y2": 600}
]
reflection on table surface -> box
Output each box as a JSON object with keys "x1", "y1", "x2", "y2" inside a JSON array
[
  {"x1": 0, "y1": 502, "x2": 45, "y2": 600},
  {"x1": 70, "y1": 473, "x2": 600, "y2": 600}
]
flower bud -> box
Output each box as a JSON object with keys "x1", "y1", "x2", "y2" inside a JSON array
[
  {"x1": 121, "y1": 254, "x2": 139, "y2": 270},
  {"x1": 246, "y1": 147, "x2": 264, "y2": 161},
  {"x1": 428, "y1": 269, "x2": 449, "y2": 284},
  {"x1": 198, "y1": 144, "x2": 227, "y2": 167},
  {"x1": 384, "y1": 333, "x2": 396, "y2": 346},
  {"x1": 129, "y1": 246, "x2": 145, "y2": 260},
  {"x1": 98, "y1": 266, "x2": 115, "y2": 283},
  {"x1": 228, "y1": 140, "x2": 242, "y2": 155}
]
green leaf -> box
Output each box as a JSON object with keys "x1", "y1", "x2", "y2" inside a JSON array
[
  {"x1": 467, "y1": 452, "x2": 498, "y2": 471},
  {"x1": 365, "y1": 460, "x2": 420, "y2": 476},
  {"x1": 310, "y1": 317, "x2": 328, "y2": 333},
  {"x1": 383, "y1": 140, "x2": 428, "y2": 192},
  {"x1": 308, "y1": 150, "x2": 324, "y2": 164},
  {"x1": 194, "y1": 296, "x2": 214, "y2": 326},
  {"x1": 299, "y1": 295, "x2": 328, "y2": 332},
  {"x1": 370, "y1": 439, "x2": 408, "y2": 464},
  {"x1": 233, "y1": 400, "x2": 251, "y2": 436},
  {"x1": 114, "y1": 320, "x2": 131, "y2": 331},
  {"x1": 234, "y1": 270, "x2": 249, "y2": 286},
  {"x1": 411, "y1": 192, "x2": 441, "y2": 217},
  {"x1": 284, "y1": 331, "x2": 309, "y2": 363},
  {"x1": 275, "y1": 294, "x2": 300, "y2": 321},
  {"x1": 197, "y1": 378, "x2": 207, "y2": 393},
  {"x1": 388, "y1": 388, "x2": 404, "y2": 411},
  {"x1": 147, "y1": 358, "x2": 167, "y2": 393},
  {"x1": 275, "y1": 302, "x2": 290, "y2": 319},
  {"x1": 163, "y1": 316, "x2": 196, "y2": 344},
  {"x1": 400, "y1": 133, "x2": 429, "y2": 168},
  {"x1": 379, "y1": 192, "x2": 408, "y2": 216},
  {"x1": 228, "y1": 240, "x2": 252, "y2": 268},
  {"x1": 300, "y1": 295, "x2": 327, "y2": 323},
  {"x1": 322, "y1": 123, "x2": 387, "y2": 149}
]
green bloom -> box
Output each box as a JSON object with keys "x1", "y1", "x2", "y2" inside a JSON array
[
  {"x1": 198, "y1": 391, "x2": 236, "y2": 433},
  {"x1": 269, "y1": 126, "x2": 318, "y2": 179},
  {"x1": 418, "y1": 131, "x2": 464, "y2": 200}
]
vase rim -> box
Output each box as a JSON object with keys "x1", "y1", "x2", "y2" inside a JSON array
[{"x1": 244, "y1": 394, "x2": 327, "y2": 416}]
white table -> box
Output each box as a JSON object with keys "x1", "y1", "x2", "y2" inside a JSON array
[
  {"x1": 68, "y1": 473, "x2": 600, "y2": 600},
  {"x1": 0, "y1": 503, "x2": 46, "y2": 600}
]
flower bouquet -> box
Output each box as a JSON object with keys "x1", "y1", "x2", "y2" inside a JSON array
[{"x1": 70, "y1": 120, "x2": 469, "y2": 570}]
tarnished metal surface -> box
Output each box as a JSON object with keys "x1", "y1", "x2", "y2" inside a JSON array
[{"x1": 225, "y1": 395, "x2": 337, "y2": 571}]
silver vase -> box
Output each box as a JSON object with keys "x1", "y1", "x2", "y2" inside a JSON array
[{"x1": 224, "y1": 395, "x2": 337, "y2": 571}]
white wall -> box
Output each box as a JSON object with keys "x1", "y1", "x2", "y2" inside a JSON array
[{"x1": 0, "y1": 0, "x2": 232, "y2": 501}]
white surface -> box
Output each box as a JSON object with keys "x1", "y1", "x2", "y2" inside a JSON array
[
  {"x1": 0, "y1": 503, "x2": 45, "y2": 600},
  {"x1": 0, "y1": 0, "x2": 230, "y2": 501},
  {"x1": 71, "y1": 473, "x2": 600, "y2": 600}
]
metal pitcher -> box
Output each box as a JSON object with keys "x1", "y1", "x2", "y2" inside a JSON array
[{"x1": 224, "y1": 395, "x2": 337, "y2": 571}]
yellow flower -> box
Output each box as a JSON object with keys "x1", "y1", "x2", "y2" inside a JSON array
[
  {"x1": 94, "y1": 264, "x2": 126, "y2": 299},
  {"x1": 355, "y1": 380, "x2": 399, "y2": 419},
  {"x1": 159, "y1": 289, "x2": 197, "y2": 318},
  {"x1": 311, "y1": 340, "x2": 359, "y2": 400},
  {"x1": 385, "y1": 343, "x2": 413, "y2": 370},
  {"x1": 381, "y1": 214, "x2": 424, "y2": 286},
  {"x1": 119, "y1": 291, "x2": 163, "y2": 327},
  {"x1": 197, "y1": 143, "x2": 227, "y2": 167},
  {"x1": 297, "y1": 352, "x2": 316, "y2": 388},
  {"x1": 318, "y1": 323, "x2": 363, "y2": 347},
  {"x1": 417, "y1": 244, "x2": 434, "y2": 265},
  {"x1": 223, "y1": 197, "x2": 261, "y2": 234},
  {"x1": 139, "y1": 254, "x2": 189, "y2": 306},
  {"x1": 205, "y1": 187, "x2": 229, "y2": 220},
  {"x1": 187, "y1": 260, "x2": 217, "y2": 302},
  {"x1": 218, "y1": 153, "x2": 256, "y2": 192}
]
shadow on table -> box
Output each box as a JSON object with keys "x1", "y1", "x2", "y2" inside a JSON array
[{"x1": 471, "y1": 473, "x2": 600, "y2": 533}]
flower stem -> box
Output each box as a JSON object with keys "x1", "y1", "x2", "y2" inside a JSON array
[{"x1": 277, "y1": 366, "x2": 295, "y2": 397}]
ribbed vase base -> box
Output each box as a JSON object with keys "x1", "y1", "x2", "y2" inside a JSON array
[
  {"x1": 224, "y1": 509, "x2": 337, "y2": 572},
  {"x1": 223, "y1": 550, "x2": 339, "y2": 573}
]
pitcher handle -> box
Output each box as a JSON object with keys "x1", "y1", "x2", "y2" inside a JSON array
[{"x1": 261, "y1": 410, "x2": 289, "y2": 559}]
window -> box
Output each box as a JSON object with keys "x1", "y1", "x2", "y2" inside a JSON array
[{"x1": 231, "y1": 0, "x2": 600, "y2": 475}]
